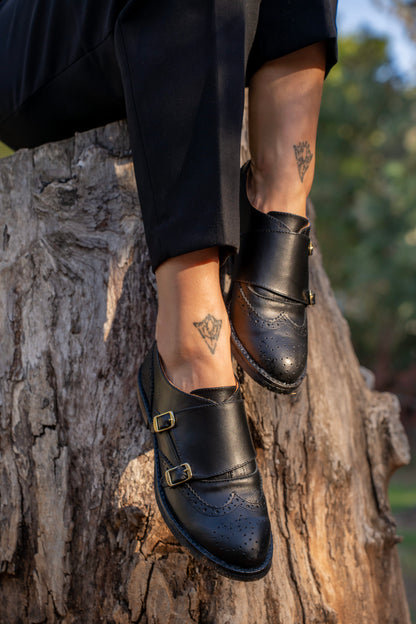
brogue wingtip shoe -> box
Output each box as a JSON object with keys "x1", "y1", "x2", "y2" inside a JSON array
[
  {"x1": 137, "y1": 343, "x2": 273, "y2": 581},
  {"x1": 228, "y1": 161, "x2": 314, "y2": 393}
]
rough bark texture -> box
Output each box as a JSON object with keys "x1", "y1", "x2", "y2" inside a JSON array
[{"x1": 0, "y1": 119, "x2": 411, "y2": 624}]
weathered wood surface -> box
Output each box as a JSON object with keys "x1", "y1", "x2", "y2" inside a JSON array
[{"x1": 0, "y1": 120, "x2": 411, "y2": 624}]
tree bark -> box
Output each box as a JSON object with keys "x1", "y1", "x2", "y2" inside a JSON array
[{"x1": 0, "y1": 119, "x2": 411, "y2": 624}]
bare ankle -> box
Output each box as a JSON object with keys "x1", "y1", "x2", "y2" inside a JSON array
[
  {"x1": 247, "y1": 161, "x2": 308, "y2": 217},
  {"x1": 155, "y1": 249, "x2": 235, "y2": 393},
  {"x1": 157, "y1": 334, "x2": 235, "y2": 394}
]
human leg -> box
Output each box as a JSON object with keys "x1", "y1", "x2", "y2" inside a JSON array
[
  {"x1": 118, "y1": 0, "x2": 272, "y2": 580},
  {"x1": 229, "y1": 0, "x2": 338, "y2": 392},
  {"x1": 154, "y1": 248, "x2": 235, "y2": 393},
  {"x1": 247, "y1": 42, "x2": 326, "y2": 218},
  {"x1": 245, "y1": 0, "x2": 337, "y2": 218},
  {"x1": 0, "y1": 0, "x2": 254, "y2": 392},
  {"x1": 114, "y1": 0, "x2": 261, "y2": 391}
]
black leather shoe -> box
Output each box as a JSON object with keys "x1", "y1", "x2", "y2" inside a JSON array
[
  {"x1": 228, "y1": 161, "x2": 315, "y2": 394},
  {"x1": 137, "y1": 343, "x2": 273, "y2": 580}
]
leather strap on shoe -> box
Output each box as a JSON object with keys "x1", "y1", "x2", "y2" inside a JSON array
[
  {"x1": 145, "y1": 345, "x2": 257, "y2": 482},
  {"x1": 157, "y1": 398, "x2": 256, "y2": 481},
  {"x1": 235, "y1": 207, "x2": 312, "y2": 305}
]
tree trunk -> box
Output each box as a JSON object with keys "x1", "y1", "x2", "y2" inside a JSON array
[{"x1": 0, "y1": 119, "x2": 411, "y2": 624}]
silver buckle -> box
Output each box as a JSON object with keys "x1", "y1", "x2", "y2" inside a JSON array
[
  {"x1": 165, "y1": 463, "x2": 193, "y2": 487},
  {"x1": 153, "y1": 410, "x2": 175, "y2": 433}
]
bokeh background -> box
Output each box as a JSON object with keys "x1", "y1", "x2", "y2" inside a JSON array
[
  {"x1": 312, "y1": 1, "x2": 416, "y2": 618},
  {"x1": 1, "y1": 0, "x2": 415, "y2": 618}
]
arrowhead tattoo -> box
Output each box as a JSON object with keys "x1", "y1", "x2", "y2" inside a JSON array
[
  {"x1": 193, "y1": 314, "x2": 222, "y2": 354},
  {"x1": 293, "y1": 141, "x2": 313, "y2": 182}
]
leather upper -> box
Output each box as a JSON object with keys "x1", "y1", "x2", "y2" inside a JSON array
[{"x1": 236, "y1": 209, "x2": 311, "y2": 305}]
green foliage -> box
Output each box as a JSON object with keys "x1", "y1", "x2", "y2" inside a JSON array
[
  {"x1": 389, "y1": 483, "x2": 416, "y2": 513},
  {"x1": 312, "y1": 33, "x2": 416, "y2": 372}
]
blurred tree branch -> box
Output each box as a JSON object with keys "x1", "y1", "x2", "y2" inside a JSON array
[{"x1": 376, "y1": 0, "x2": 416, "y2": 41}]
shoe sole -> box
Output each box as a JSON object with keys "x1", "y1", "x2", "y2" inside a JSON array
[
  {"x1": 229, "y1": 317, "x2": 305, "y2": 395},
  {"x1": 136, "y1": 366, "x2": 273, "y2": 582}
]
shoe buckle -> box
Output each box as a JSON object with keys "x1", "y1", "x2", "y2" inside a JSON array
[
  {"x1": 308, "y1": 240, "x2": 314, "y2": 255},
  {"x1": 153, "y1": 410, "x2": 175, "y2": 433},
  {"x1": 304, "y1": 289, "x2": 316, "y2": 305},
  {"x1": 165, "y1": 463, "x2": 193, "y2": 487}
]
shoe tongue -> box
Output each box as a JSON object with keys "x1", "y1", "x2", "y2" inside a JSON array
[
  {"x1": 268, "y1": 211, "x2": 309, "y2": 233},
  {"x1": 191, "y1": 386, "x2": 236, "y2": 402}
]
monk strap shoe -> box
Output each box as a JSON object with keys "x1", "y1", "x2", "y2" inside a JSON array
[
  {"x1": 228, "y1": 161, "x2": 315, "y2": 393},
  {"x1": 137, "y1": 343, "x2": 273, "y2": 580}
]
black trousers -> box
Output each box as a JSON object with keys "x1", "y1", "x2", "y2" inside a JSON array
[{"x1": 0, "y1": 0, "x2": 337, "y2": 271}]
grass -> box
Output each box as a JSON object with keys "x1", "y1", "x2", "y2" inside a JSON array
[
  {"x1": 397, "y1": 529, "x2": 416, "y2": 549},
  {"x1": 397, "y1": 536, "x2": 416, "y2": 623},
  {"x1": 389, "y1": 455, "x2": 416, "y2": 623}
]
